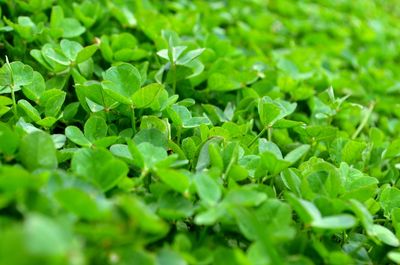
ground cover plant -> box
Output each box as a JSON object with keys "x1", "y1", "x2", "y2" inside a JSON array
[{"x1": 1, "y1": 0, "x2": 400, "y2": 264}]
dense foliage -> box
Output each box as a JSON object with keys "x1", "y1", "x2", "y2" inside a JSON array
[{"x1": 1, "y1": 0, "x2": 400, "y2": 264}]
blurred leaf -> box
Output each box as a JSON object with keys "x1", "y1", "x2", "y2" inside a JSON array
[{"x1": 19, "y1": 131, "x2": 58, "y2": 171}]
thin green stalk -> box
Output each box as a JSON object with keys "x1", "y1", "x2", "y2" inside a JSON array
[
  {"x1": 10, "y1": 85, "x2": 17, "y2": 117},
  {"x1": 352, "y1": 102, "x2": 375, "y2": 139},
  {"x1": 176, "y1": 126, "x2": 182, "y2": 144},
  {"x1": 139, "y1": 168, "x2": 149, "y2": 181},
  {"x1": 172, "y1": 63, "x2": 177, "y2": 94},
  {"x1": 131, "y1": 105, "x2": 136, "y2": 134},
  {"x1": 248, "y1": 126, "x2": 268, "y2": 147},
  {"x1": 267, "y1": 126, "x2": 272, "y2": 141},
  {"x1": 5, "y1": 56, "x2": 17, "y2": 117}
]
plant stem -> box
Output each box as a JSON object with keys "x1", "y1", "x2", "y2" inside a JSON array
[
  {"x1": 10, "y1": 85, "x2": 17, "y2": 117},
  {"x1": 139, "y1": 168, "x2": 148, "y2": 181},
  {"x1": 248, "y1": 127, "x2": 267, "y2": 147},
  {"x1": 5, "y1": 56, "x2": 18, "y2": 117},
  {"x1": 131, "y1": 105, "x2": 136, "y2": 134},
  {"x1": 176, "y1": 126, "x2": 182, "y2": 144},
  {"x1": 172, "y1": 63, "x2": 177, "y2": 94},
  {"x1": 268, "y1": 126, "x2": 272, "y2": 141},
  {"x1": 352, "y1": 102, "x2": 375, "y2": 139}
]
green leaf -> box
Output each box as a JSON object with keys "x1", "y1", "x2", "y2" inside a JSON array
[
  {"x1": 224, "y1": 188, "x2": 267, "y2": 207},
  {"x1": 41, "y1": 44, "x2": 69, "y2": 67},
  {"x1": 284, "y1": 144, "x2": 310, "y2": 164},
  {"x1": 194, "y1": 206, "x2": 224, "y2": 225},
  {"x1": 158, "y1": 191, "x2": 194, "y2": 219},
  {"x1": 350, "y1": 199, "x2": 373, "y2": 232},
  {"x1": 59, "y1": 18, "x2": 85, "y2": 38},
  {"x1": 36, "y1": 117, "x2": 58, "y2": 128},
  {"x1": 379, "y1": 187, "x2": 400, "y2": 217},
  {"x1": 232, "y1": 206, "x2": 260, "y2": 240},
  {"x1": 97, "y1": 159, "x2": 129, "y2": 192},
  {"x1": 22, "y1": 71, "x2": 45, "y2": 101},
  {"x1": 84, "y1": 115, "x2": 108, "y2": 142},
  {"x1": 132, "y1": 83, "x2": 163, "y2": 108},
  {"x1": 285, "y1": 193, "x2": 321, "y2": 224},
  {"x1": 0, "y1": 123, "x2": 19, "y2": 155},
  {"x1": 156, "y1": 249, "x2": 186, "y2": 265},
  {"x1": 43, "y1": 90, "x2": 66, "y2": 117},
  {"x1": 117, "y1": 195, "x2": 169, "y2": 235},
  {"x1": 18, "y1": 99, "x2": 41, "y2": 122},
  {"x1": 102, "y1": 63, "x2": 141, "y2": 104},
  {"x1": 176, "y1": 48, "x2": 205, "y2": 65},
  {"x1": 341, "y1": 140, "x2": 366, "y2": 165},
  {"x1": 157, "y1": 46, "x2": 187, "y2": 63},
  {"x1": 126, "y1": 140, "x2": 144, "y2": 168},
  {"x1": 134, "y1": 128, "x2": 168, "y2": 150},
  {"x1": 136, "y1": 142, "x2": 168, "y2": 169},
  {"x1": 0, "y1": 165, "x2": 38, "y2": 192},
  {"x1": 258, "y1": 96, "x2": 297, "y2": 127},
  {"x1": 260, "y1": 151, "x2": 291, "y2": 176},
  {"x1": 384, "y1": 139, "x2": 400, "y2": 159},
  {"x1": 280, "y1": 169, "x2": 302, "y2": 196},
  {"x1": 93, "y1": 136, "x2": 118, "y2": 148},
  {"x1": 76, "y1": 44, "x2": 98, "y2": 63},
  {"x1": 19, "y1": 131, "x2": 58, "y2": 171},
  {"x1": 369, "y1": 224, "x2": 400, "y2": 247},
  {"x1": 258, "y1": 100, "x2": 281, "y2": 127},
  {"x1": 388, "y1": 252, "x2": 400, "y2": 264},
  {"x1": 207, "y1": 73, "x2": 242, "y2": 91},
  {"x1": 24, "y1": 214, "x2": 72, "y2": 255},
  {"x1": 259, "y1": 139, "x2": 283, "y2": 158},
  {"x1": 65, "y1": 126, "x2": 92, "y2": 147},
  {"x1": 156, "y1": 168, "x2": 190, "y2": 193},
  {"x1": 311, "y1": 215, "x2": 357, "y2": 230},
  {"x1": 194, "y1": 172, "x2": 221, "y2": 205},
  {"x1": 0, "y1": 61, "x2": 34, "y2": 91},
  {"x1": 71, "y1": 147, "x2": 128, "y2": 191},
  {"x1": 55, "y1": 188, "x2": 104, "y2": 220},
  {"x1": 168, "y1": 104, "x2": 211, "y2": 128},
  {"x1": 60, "y1": 39, "x2": 82, "y2": 61}
]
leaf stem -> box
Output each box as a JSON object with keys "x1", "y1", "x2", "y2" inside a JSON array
[
  {"x1": 176, "y1": 126, "x2": 182, "y2": 144},
  {"x1": 352, "y1": 102, "x2": 375, "y2": 139},
  {"x1": 268, "y1": 126, "x2": 272, "y2": 141},
  {"x1": 248, "y1": 126, "x2": 268, "y2": 147},
  {"x1": 172, "y1": 62, "x2": 177, "y2": 94},
  {"x1": 139, "y1": 168, "x2": 148, "y2": 180},
  {"x1": 5, "y1": 56, "x2": 18, "y2": 117},
  {"x1": 131, "y1": 105, "x2": 136, "y2": 134}
]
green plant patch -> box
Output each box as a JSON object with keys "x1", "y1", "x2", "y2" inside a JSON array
[{"x1": 1, "y1": 0, "x2": 400, "y2": 264}]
